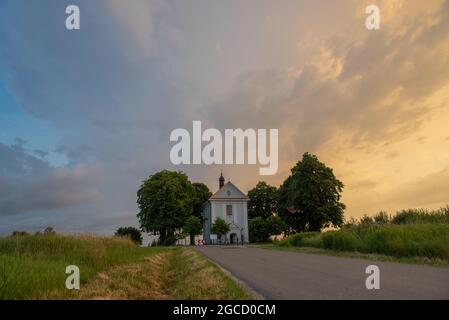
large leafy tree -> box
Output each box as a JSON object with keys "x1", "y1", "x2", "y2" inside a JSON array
[
  {"x1": 137, "y1": 170, "x2": 194, "y2": 245},
  {"x1": 183, "y1": 216, "x2": 202, "y2": 245},
  {"x1": 192, "y1": 182, "x2": 212, "y2": 221},
  {"x1": 278, "y1": 176, "x2": 308, "y2": 234},
  {"x1": 115, "y1": 226, "x2": 143, "y2": 245},
  {"x1": 277, "y1": 153, "x2": 345, "y2": 232},
  {"x1": 247, "y1": 181, "x2": 278, "y2": 220}
]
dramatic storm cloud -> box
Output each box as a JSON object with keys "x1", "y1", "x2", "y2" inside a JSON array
[{"x1": 0, "y1": 0, "x2": 448, "y2": 234}]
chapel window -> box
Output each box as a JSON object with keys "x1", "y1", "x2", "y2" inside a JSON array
[{"x1": 226, "y1": 205, "x2": 233, "y2": 216}]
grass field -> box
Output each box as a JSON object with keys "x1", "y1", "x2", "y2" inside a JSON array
[
  {"x1": 273, "y1": 208, "x2": 449, "y2": 265},
  {"x1": 0, "y1": 235, "x2": 251, "y2": 300}
]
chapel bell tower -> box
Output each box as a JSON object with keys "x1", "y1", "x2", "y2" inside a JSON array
[{"x1": 219, "y1": 171, "x2": 225, "y2": 189}]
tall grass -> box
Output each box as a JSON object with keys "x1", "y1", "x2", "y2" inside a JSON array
[
  {"x1": 391, "y1": 207, "x2": 449, "y2": 225},
  {"x1": 0, "y1": 234, "x2": 165, "y2": 299},
  {"x1": 277, "y1": 207, "x2": 449, "y2": 261},
  {"x1": 161, "y1": 248, "x2": 251, "y2": 299},
  {"x1": 278, "y1": 224, "x2": 449, "y2": 260},
  {"x1": 346, "y1": 206, "x2": 449, "y2": 226}
]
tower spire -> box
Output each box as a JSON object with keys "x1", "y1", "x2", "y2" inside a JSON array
[{"x1": 219, "y1": 171, "x2": 225, "y2": 189}]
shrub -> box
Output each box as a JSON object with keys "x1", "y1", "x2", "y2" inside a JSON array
[
  {"x1": 249, "y1": 217, "x2": 270, "y2": 243},
  {"x1": 115, "y1": 227, "x2": 143, "y2": 245},
  {"x1": 277, "y1": 232, "x2": 321, "y2": 247},
  {"x1": 250, "y1": 216, "x2": 287, "y2": 243}
]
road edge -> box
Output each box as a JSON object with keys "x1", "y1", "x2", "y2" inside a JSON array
[{"x1": 194, "y1": 247, "x2": 266, "y2": 300}]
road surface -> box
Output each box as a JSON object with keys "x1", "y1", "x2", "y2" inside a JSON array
[{"x1": 195, "y1": 246, "x2": 449, "y2": 299}]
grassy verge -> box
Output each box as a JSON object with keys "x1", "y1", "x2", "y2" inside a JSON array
[
  {"x1": 48, "y1": 247, "x2": 251, "y2": 299},
  {"x1": 0, "y1": 234, "x2": 166, "y2": 299},
  {"x1": 269, "y1": 223, "x2": 449, "y2": 267},
  {"x1": 257, "y1": 244, "x2": 449, "y2": 268},
  {"x1": 0, "y1": 234, "x2": 251, "y2": 299},
  {"x1": 161, "y1": 248, "x2": 251, "y2": 300}
]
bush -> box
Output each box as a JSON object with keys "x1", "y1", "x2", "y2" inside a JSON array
[
  {"x1": 249, "y1": 217, "x2": 270, "y2": 243},
  {"x1": 277, "y1": 232, "x2": 321, "y2": 247},
  {"x1": 249, "y1": 216, "x2": 287, "y2": 243},
  {"x1": 161, "y1": 235, "x2": 178, "y2": 246},
  {"x1": 115, "y1": 227, "x2": 143, "y2": 245}
]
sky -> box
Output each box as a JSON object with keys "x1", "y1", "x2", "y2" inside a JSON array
[{"x1": 0, "y1": 0, "x2": 448, "y2": 235}]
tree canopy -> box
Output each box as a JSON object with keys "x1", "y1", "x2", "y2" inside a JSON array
[
  {"x1": 137, "y1": 170, "x2": 194, "y2": 245},
  {"x1": 277, "y1": 153, "x2": 345, "y2": 233},
  {"x1": 247, "y1": 181, "x2": 285, "y2": 242},
  {"x1": 247, "y1": 181, "x2": 278, "y2": 220},
  {"x1": 192, "y1": 182, "x2": 212, "y2": 221}
]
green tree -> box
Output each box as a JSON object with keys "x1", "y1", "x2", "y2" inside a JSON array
[
  {"x1": 137, "y1": 170, "x2": 194, "y2": 246},
  {"x1": 192, "y1": 182, "x2": 212, "y2": 221},
  {"x1": 211, "y1": 217, "x2": 230, "y2": 242},
  {"x1": 247, "y1": 181, "x2": 278, "y2": 219},
  {"x1": 249, "y1": 217, "x2": 268, "y2": 243},
  {"x1": 249, "y1": 216, "x2": 286, "y2": 243},
  {"x1": 115, "y1": 226, "x2": 143, "y2": 245},
  {"x1": 183, "y1": 216, "x2": 202, "y2": 245},
  {"x1": 267, "y1": 215, "x2": 287, "y2": 236},
  {"x1": 277, "y1": 179, "x2": 308, "y2": 235},
  {"x1": 277, "y1": 153, "x2": 345, "y2": 232}
]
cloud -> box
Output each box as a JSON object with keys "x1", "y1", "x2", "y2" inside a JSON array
[
  {"x1": 0, "y1": 0, "x2": 448, "y2": 233},
  {"x1": 386, "y1": 167, "x2": 449, "y2": 208},
  {"x1": 0, "y1": 141, "x2": 103, "y2": 216},
  {"x1": 194, "y1": 0, "x2": 449, "y2": 213},
  {"x1": 33, "y1": 149, "x2": 49, "y2": 158},
  {"x1": 103, "y1": 0, "x2": 163, "y2": 57},
  {"x1": 0, "y1": 140, "x2": 50, "y2": 176}
]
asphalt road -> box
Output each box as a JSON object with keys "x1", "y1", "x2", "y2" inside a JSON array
[{"x1": 195, "y1": 246, "x2": 449, "y2": 299}]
